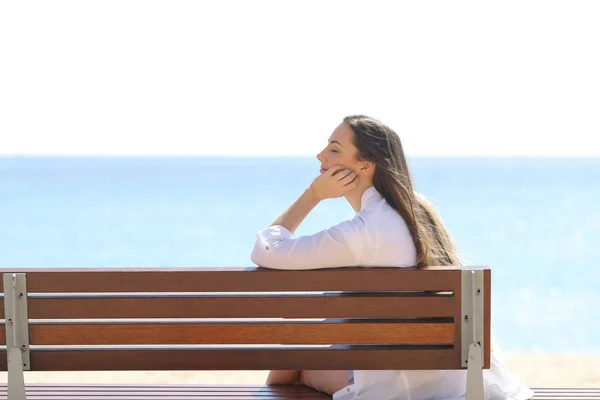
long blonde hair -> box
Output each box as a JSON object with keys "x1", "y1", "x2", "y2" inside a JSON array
[{"x1": 344, "y1": 115, "x2": 462, "y2": 268}]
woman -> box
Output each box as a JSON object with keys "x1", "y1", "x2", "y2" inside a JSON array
[{"x1": 251, "y1": 115, "x2": 533, "y2": 400}]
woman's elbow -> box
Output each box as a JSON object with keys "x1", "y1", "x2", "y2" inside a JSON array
[
  {"x1": 251, "y1": 246, "x2": 276, "y2": 269},
  {"x1": 251, "y1": 247, "x2": 291, "y2": 270},
  {"x1": 250, "y1": 246, "x2": 265, "y2": 266}
]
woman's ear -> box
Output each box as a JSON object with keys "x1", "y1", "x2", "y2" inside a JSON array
[{"x1": 359, "y1": 161, "x2": 375, "y2": 175}]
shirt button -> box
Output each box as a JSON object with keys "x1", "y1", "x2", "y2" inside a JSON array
[{"x1": 265, "y1": 246, "x2": 270, "y2": 251}]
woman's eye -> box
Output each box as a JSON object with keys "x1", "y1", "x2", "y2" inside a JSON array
[{"x1": 331, "y1": 149, "x2": 339, "y2": 153}]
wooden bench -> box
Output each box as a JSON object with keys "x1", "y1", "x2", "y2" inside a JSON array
[{"x1": 0, "y1": 266, "x2": 562, "y2": 400}]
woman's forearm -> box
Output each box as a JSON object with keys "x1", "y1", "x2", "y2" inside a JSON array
[{"x1": 270, "y1": 188, "x2": 320, "y2": 235}]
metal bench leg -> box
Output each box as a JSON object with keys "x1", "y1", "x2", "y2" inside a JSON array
[
  {"x1": 466, "y1": 342, "x2": 484, "y2": 400},
  {"x1": 462, "y1": 270, "x2": 485, "y2": 400},
  {"x1": 4, "y1": 273, "x2": 30, "y2": 400},
  {"x1": 8, "y1": 347, "x2": 26, "y2": 400}
]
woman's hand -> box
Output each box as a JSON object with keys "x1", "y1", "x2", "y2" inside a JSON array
[{"x1": 309, "y1": 165, "x2": 358, "y2": 201}]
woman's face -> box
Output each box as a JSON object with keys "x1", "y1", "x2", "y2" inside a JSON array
[{"x1": 316, "y1": 122, "x2": 362, "y2": 174}]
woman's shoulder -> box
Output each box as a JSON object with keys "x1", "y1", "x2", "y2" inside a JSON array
[{"x1": 356, "y1": 195, "x2": 410, "y2": 235}]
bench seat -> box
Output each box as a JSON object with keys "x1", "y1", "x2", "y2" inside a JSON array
[
  {"x1": 0, "y1": 384, "x2": 330, "y2": 399},
  {"x1": 529, "y1": 387, "x2": 600, "y2": 399},
  {"x1": 0, "y1": 384, "x2": 598, "y2": 399}
]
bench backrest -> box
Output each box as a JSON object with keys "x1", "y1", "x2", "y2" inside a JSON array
[{"x1": 1, "y1": 267, "x2": 490, "y2": 372}]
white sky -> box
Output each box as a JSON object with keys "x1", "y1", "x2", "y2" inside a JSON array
[{"x1": 1, "y1": 1, "x2": 599, "y2": 157}]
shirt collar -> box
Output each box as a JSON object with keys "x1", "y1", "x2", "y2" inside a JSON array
[{"x1": 360, "y1": 186, "x2": 380, "y2": 211}]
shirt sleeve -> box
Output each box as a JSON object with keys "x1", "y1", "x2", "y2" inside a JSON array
[{"x1": 250, "y1": 217, "x2": 365, "y2": 270}]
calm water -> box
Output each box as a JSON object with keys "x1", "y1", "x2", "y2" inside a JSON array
[{"x1": 1, "y1": 156, "x2": 599, "y2": 353}]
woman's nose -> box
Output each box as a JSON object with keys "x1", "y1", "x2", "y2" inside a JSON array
[{"x1": 316, "y1": 151, "x2": 323, "y2": 162}]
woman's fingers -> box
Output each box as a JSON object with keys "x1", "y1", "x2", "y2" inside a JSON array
[
  {"x1": 326, "y1": 165, "x2": 358, "y2": 190},
  {"x1": 337, "y1": 169, "x2": 354, "y2": 181},
  {"x1": 341, "y1": 171, "x2": 357, "y2": 188},
  {"x1": 343, "y1": 170, "x2": 356, "y2": 181},
  {"x1": 310, "y1": 165, "x2": 358, "y2": 200},
  {"x1": 328, "y1": 165, "x2": 346, "y2": 176}
]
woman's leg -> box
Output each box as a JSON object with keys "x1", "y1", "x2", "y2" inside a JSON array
[
  {"x1": 298, "y1": 370, "x2": 350, "y2": 395},
  {"x1": 266, "y1": 370, "x2": 300, "y2": 385}
]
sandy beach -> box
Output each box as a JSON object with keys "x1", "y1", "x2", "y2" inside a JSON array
[{"x1": 1, "y1": 354, "x2": 598, "y2": 387}]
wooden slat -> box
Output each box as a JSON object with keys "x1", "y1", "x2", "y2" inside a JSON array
[
  {"x1": 532, "y1": 388, "x2": 600, "y2": 390},
  {"x1": 0, "y1": 347, "x2": 461, "y2": 371},
  {"x1": 22, "y1": 294, "x2": 456, "y2": 319},
  {"x1": 0, "y1": 390, "x2": 327, "y2": 397},
  {"x1": 1, "y1": 395, "x2": 330, "y2": 399},
  {"x1": 0, "y1": 396, "x2": 328, "y2": 400},
  {"x1": 0, "y1": 385, "x2": 332, "y2": 400},
  {"x1": 0, "y1": 384, "x2": 328, "y2": 392},
  {"x1": 0, "y1": 396, "x2": 329, "y2": 400},
  {"x1": 0, "y1": 396, "x2": 330, "y2": 400},
  {"x1": 0, "y1": 384, "x2": 333, "y2": 399},
  {"x1": 0, "y1": 267, "x2": 463, "y2": 292},
  {"x1": 27, "y1": 321, "x2": 454, "y2": 345},
  {"x1": 1, "y1": 396, "x2": 328, "y2": 400},
  {"x1": 530, "y1": 386, "x2": 600, "y2": 399},
  {"x1": 532, "y1": 396, "x2": 600, "y2": 399},
  {"x1": 0, "y1": 385, "x2": 332, "y2": 399},
  {"x1": 0, "y1": 394, "x2": 328, "y2": 399}
]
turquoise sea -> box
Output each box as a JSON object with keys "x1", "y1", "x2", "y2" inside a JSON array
[{"x1": 1, "y1": 156, "x2": 599, "y2": 353}]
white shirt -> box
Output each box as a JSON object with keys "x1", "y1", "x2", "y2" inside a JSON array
[
  {"x1": 251, "y1": 186, "x2": 417, "y2": 270},
  {"x1": 251, "y1": 186, "x2": 534, "y2": 400}
]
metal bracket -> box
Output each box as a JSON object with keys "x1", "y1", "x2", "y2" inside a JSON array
[
  {"x1": 4, "y1": 273, "x2": 30, "y2": 400},
  {"x1": 461, "y1": 269, "x2": 484, "y2": 367},
  {"x1": 461, "y1": 269, "x2": 485, "y2": 400}
]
